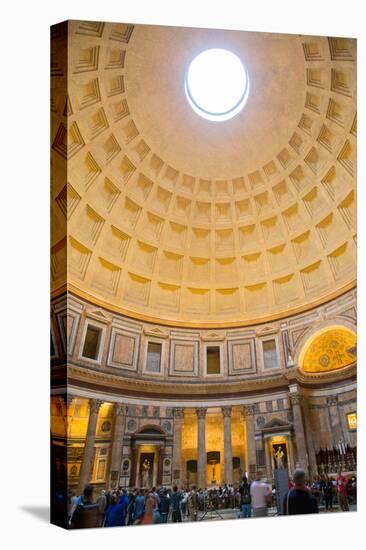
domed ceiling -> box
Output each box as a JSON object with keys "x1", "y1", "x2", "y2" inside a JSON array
[{"x1": 51, "y1": 21, "x2": 357, "y2": 327}]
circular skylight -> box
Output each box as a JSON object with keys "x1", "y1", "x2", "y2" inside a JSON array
[{"x1": 185, "y1": 48, "x2": 249, "y2": 122}]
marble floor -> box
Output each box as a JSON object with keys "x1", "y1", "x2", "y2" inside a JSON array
[{"x1": 184, "y1": 503, "x2": 357, "y2": 521}]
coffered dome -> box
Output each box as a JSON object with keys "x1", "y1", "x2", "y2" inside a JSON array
[{"x1": 51, "y1": 21, "x2": 357, "y2": 327}]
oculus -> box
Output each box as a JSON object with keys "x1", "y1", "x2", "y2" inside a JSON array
[{"x1": 185, "y1": 48, "x2": 249, "y2": 121}]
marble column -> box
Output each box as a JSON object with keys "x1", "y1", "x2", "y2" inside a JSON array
[
  {"x1": 243, "y1": 404, "x2": 256, "y2": 478},
  {"x1": 287, "y1": 435, "x2": 296, "y2": 477},
  {"x1": 264, "y1": 438, "x2": 273, "y2": 481},
  {"x1": 196, "y1": 407, "x2": 207, "y2": 489},
  {"x1": 108, "y1": 403, "x2": 127, "y2": 489},
  {"x1": 222, "y1": 406, "x2": 233, "y2": 485},
  {"x1": 129, "y1": 442, "x2": 139, "y2": 488},
  {"x1": 302, "y1": 399, "x2": 318, "y2": 481},
  {"x1": 157, "y1": 444, "x2": 165, "y2": 486},
  {"x1": 327, "y1": 395, "x2": 342, "y2": 446},
  {"x1": 290, "y1": 393, "x2": 309, "y2": 476},
  {"x1": 77, "y1": 398, "x2": 103, "y2": 494},
  {"x1": 172, "y1": 407, "x2": 185, "y2": 486}
]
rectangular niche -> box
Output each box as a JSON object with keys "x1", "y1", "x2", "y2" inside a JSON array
[
  {"x1": 261, "y1": 337, "x2": 280, "y2": 370},
  {"x1": 144, "y1": 341, "x2": 162, "y2": 374},
  {"x1": 169, "y1": 340, "x2": 199, "y2": 376},
  {"x1": 227, "y1": 338, "x2": 256, "y2": 375},
  {"x1": 205, "y1": 345, "x2": 222, "y2": 375},
  {"x1": 107, "y1": 328, "x2": 140, "y2": 370},
  {"x1": 79, "y1": 320, "x2": 106, "y2": 363}
]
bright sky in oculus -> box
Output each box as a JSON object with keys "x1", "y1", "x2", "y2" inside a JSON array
[{"x1": 185, "y1": 48, "x2": 249, "y2": 122}]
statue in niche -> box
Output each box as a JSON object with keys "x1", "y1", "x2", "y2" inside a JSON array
[
  {"x1": 141, "y1": 459, "x2": 151, "y2": 487},
  {"x1": 273, "y1": 444, "x2": 287, "y2": 469}
]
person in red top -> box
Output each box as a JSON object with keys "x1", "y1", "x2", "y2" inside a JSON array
[{"x1": 336, "y1": 470, "x2": 349, "y2": 511}]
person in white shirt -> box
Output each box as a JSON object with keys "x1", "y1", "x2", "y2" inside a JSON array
[{"x1": 250, "y1": 470, "x2": 271, "y2": 517}]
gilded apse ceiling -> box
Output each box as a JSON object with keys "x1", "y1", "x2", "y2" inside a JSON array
[
  {"x1": 300, "y1": 326, "x2": 356, "y2": 373},
  {"x1": 51, "y1": 21, "x2": 357, "y2": 327}
]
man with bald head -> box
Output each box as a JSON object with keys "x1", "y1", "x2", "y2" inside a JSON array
[{"x1": 283, "y1": 469, "x2": 318, "y2": 515}]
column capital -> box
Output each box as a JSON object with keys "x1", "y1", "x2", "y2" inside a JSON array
[
  {"x1": 221, "y1": 406, "x2": 232, "y2": 418},
  {"x1": 196, "y1": 407, "x2": 207, "y2": 419},
  {"x1": 89, "y1": 398, "x2": 103, "y2": 414},
  {"x1": 172, "y1": 407, "x2": 185, "y2": 418},
  {"x1": 66, "y1": 394, "x2": 75, "y2": 408},
  {"x1": 326, "y1": 395, "x2": 338, "y2": 407},
  {"x1": 290, "y1": 393, "x2": 303, "y2": 406},
  {"x1": 243, "y1": 404, "x2": 255, "y2": 416},
  {"x1": 115, "y1": 403, "x2": 128, "y2": 416}
]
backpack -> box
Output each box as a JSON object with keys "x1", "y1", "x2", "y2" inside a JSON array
[{"x1": 241, "y1": 483, "x2": 251, "y2": 504}]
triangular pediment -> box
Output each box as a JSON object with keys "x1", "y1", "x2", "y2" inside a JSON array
[
  {"x1": 143, "y1": 326, "x2": 169, "y2": 339},
  {"x1": 263, "y1": 417, "x2": 289, "y2": 429},
  {"x1": 201, "y1": 332, "x2": 226, "y2": 341},
  {"x1": 256, "y1": 325, "x2": 278, "y2": 337},
  {"x1": 87, "y1": 309, "x2": 111, "y2": 322}
]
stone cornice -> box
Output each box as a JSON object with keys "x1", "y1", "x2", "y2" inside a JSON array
[{"x1": 67, "y1": 364, "x2": 290, "y2": 399}]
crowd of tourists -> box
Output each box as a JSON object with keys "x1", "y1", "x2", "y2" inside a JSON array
[
  {"x1": 66, "y1": 468, "x2": 354, "y2": 528},
  {"x1": 310, "y1": 472, "x2": 356, "y2": 510}
]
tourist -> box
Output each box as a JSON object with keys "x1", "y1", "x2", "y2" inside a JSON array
[
  {"x1": 318, "y1": 475, "x2": 326, "y2": 506},
  {"x1": 133, "y1": 489, "x2": 146, "y2": 524},
  {"x1": 97, "y1": 489, "x2": 108, "y2": 523},
  {"x1": 141, "y1": 491, "x2": 156, "y2": 525},
  {"x1": 324, "y1": 476, "x2": 333, "y2": 511},
  {"x1": 119, "y1": 489, "x2": 129, "y2": 524},
  {"x1": 71, "y1": 485, "x2": 101, "y2": 529},
  {"x1": 171, "y1": 485, "x2": 183, "y2": 522},
  {"x1": 159, "y1": 488, "x2": 171, "y2": 522},
  {"x1": 336, "y1": 470, "x2": 349, "y2": 511},
  {"x1": 283, "y1": 469, "x2": 318, "y2": 515},
  {"x1": 151, "y1": 486, "x2": 161, "y2": 508},
  {"x1": 181, "y1": 489, "x2": 189, "y2": 517},
  {"x1": 105, "y1": 493, "x2": 127, "y2": 527},
  {"x1": 67, "y1": 489, "x2": 78, "y2": 523},
  {"x1": 187, "y1": 485, "x2": 199, "y2": 521},
  {"x1": 239, "y1": 475, "x2": 252, "y2": 518},
  {"x1": 126, "y1": 489, "x2": 137, "y2": 525},
  {"x1": 250, "y1": 471, "x2": 271, "y2": 517}
]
